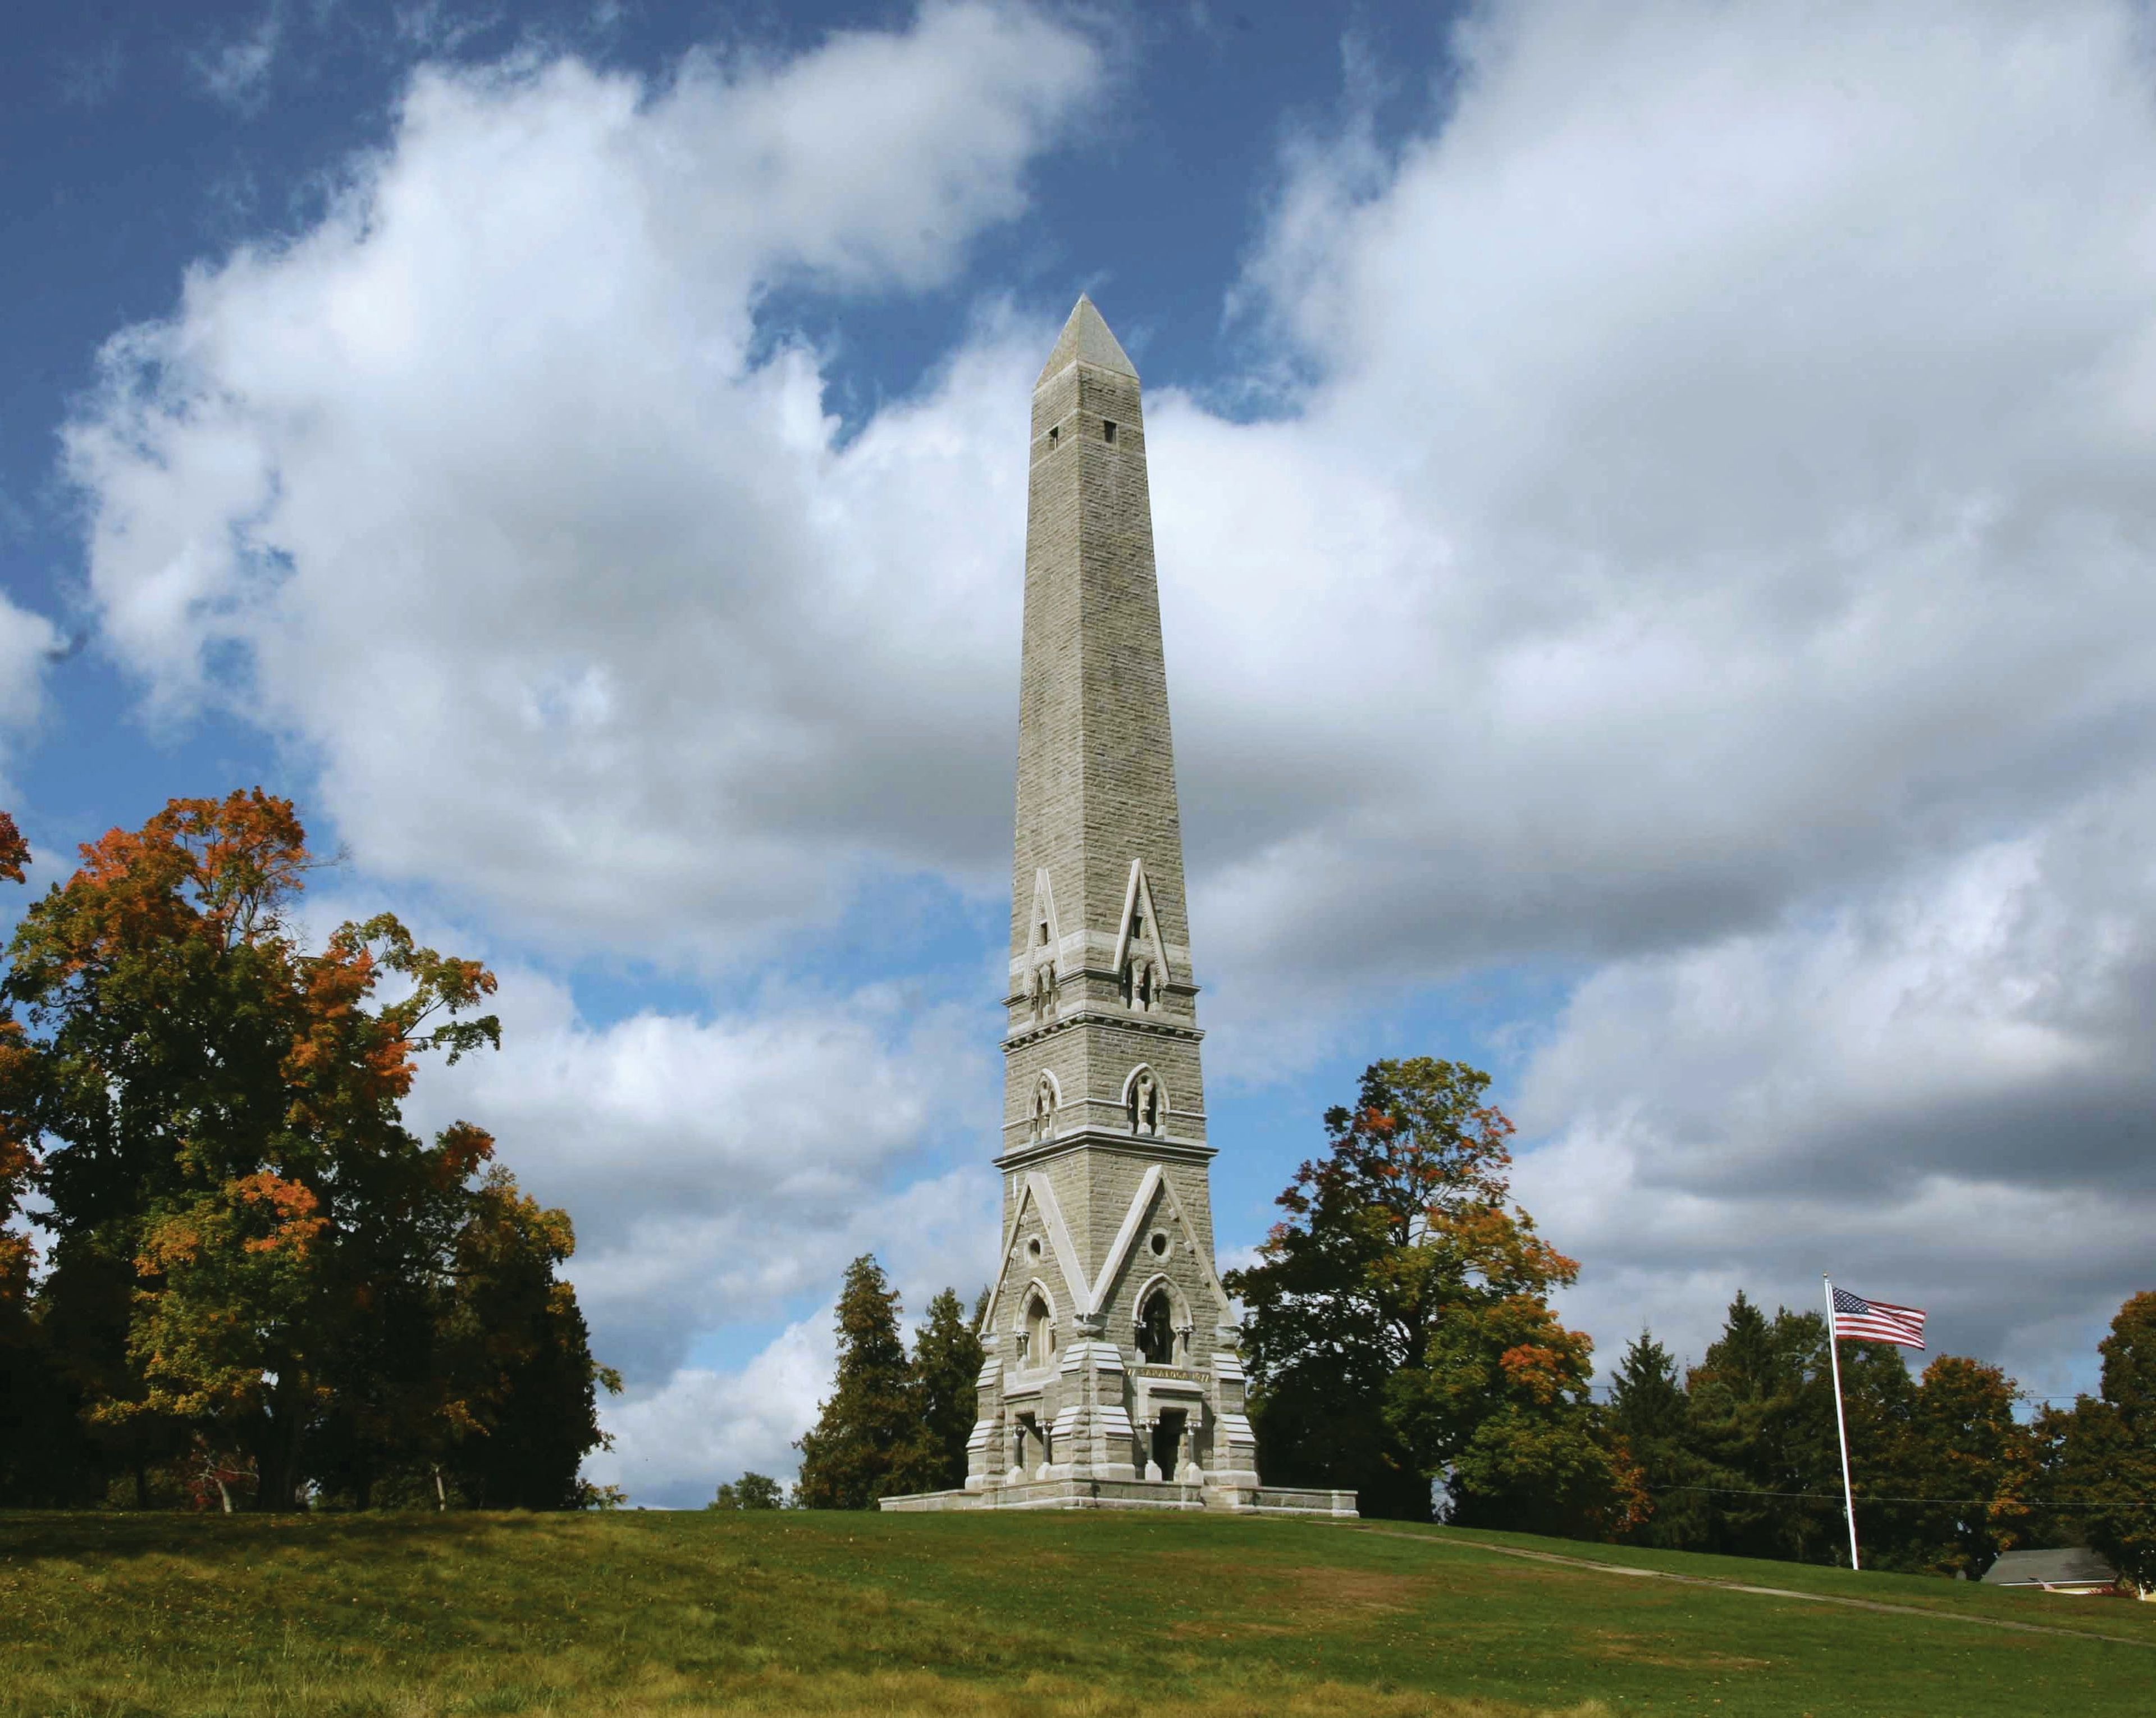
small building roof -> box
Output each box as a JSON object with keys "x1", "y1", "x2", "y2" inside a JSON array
[{"x1": 1981, "y1": 1547, "x2": 2119, "y2": 1587}]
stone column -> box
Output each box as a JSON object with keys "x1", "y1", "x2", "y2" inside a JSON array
[
  {"x1": 966, "y1": 1343, "x2": 1003, "y2": 1492},
  {"x1": 1209, "y1": 1328, "x2": 1262, "y2": 1488}
]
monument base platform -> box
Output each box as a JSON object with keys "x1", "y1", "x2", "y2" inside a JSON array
[{"x1": 878, "y1": 1479, "x2": 1357, "y2": 1516}]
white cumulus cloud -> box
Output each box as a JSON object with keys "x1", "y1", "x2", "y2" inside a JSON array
[
  {"x1": 402, "y1": 960, "x2": 998, "y2": 1387},
  {"x1": 69, "y1": 1, "x2": 1096, "y2": 957},
  {"x1": 62, "y1": 0, "x2": 2156, "y2": 1464},
  {"x1": 586, "y1": 1313, "x2": 833, "y2": 1509},
  {"x1": 1512, "y1": 774, "x2": 2156, "y2": 1393}
]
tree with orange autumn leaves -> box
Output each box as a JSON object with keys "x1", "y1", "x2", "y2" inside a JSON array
[
  {"x1": 1226, "y1": 1058, "x2": 1642, "y2": 1530},
  {"x1": 0, "y1": 792, "x2": 614, "y2": 1509},
  {"x1": 1228, "y1": 1053, "x2": 2128, "y2": 1571}
]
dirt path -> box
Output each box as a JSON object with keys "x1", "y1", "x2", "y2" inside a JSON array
[{"x1": 1338, "y1": 1525, "x2": 2154, "y2": 1649}]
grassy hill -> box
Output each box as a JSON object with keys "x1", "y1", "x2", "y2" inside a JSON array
[{"x1": 2, "y1": 1508, "x2": 2149, "y2": 1717}]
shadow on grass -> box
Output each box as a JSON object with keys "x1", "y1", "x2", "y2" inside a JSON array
[{"x1": 0, "y1": 1507, "x2": 530, "y2": 1566}]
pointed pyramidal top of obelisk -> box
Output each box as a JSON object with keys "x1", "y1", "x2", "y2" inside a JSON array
[{"x1": 1035, "y1": 293, "x2": 1138, "y2": 388}]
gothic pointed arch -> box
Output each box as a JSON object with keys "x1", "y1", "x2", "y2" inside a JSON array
[
  {"x1": 1131, "y1": 1271, "x2": 1190, "y2": 1366},
  {"x1": 1029, "y1": 1069, "x2": 1063, "y2": 1142},
  {"x1": 1026, "y1": 867, "x2": 1063, "y2": 1020},
  {"x1": 982, "y1": 1170, "x2": 1090, "y2": 1336},
  {"x1": 1120, "y1": 1062, "x2": 1168, "y2": 1137},
  {"x1": 1112, "y1": 858, "x2": 1171, "y2": 1012},
  {"x1": 1017, "y1": 1277, "x2": 1060, "y2": 1369},
  {"x1": 1089, "y1": 1164, "x2": 1232, "y2": 1330},
  {"x1": 1029, "y1": 867, "x2": 1063, "y2": 954}
]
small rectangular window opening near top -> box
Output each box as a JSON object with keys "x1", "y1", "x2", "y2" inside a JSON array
[
  {"x1": 1048, "y1": 426, "x2": 1059, "y2": 446},
  {"x1": 1103, "y1": 421, "x2": 1118, "y2": 443}
]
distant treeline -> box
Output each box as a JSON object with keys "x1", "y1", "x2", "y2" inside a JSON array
[
  {"x1": 1232, "y1": 1058, "x2": 2156, "y2": 1587},
  {"x1": 0, "y1": 797, "x2": 616, "y2": 1512},
  {"x1": 1598, "y1": 1289, "x2": 2156, "y2": 1582}
]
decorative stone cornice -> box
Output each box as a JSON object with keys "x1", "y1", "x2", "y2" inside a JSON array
[
  {"x1": 1002, "y1": 1005, "x2": 1204, "y2": 1053},
  {"x1": 993, "y1": 1128, "x2": 1218, "y2": 1174}
]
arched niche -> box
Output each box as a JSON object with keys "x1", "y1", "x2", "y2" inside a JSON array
[
  {"x1": 1120, "y1": 1064, "x2": 1168, "y2": 1137},
  {"x1": 1029, "y1": 1069, "x2": 1063, "y2": 1143},
  {"x1": 1016, "y1": 1279, "x2": 1058, "y2": 1368},
  {"x1": 1131, "y1": 1272, "x2": 1190, "y2": 1366}
]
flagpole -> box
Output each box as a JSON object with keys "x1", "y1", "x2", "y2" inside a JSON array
[{"x1": 1824, "y1": 1274, "x2": 1860, "y2": 1573}]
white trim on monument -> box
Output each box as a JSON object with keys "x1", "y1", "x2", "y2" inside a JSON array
[
  {"x1": 985, "y1": 1161, "x2": 1231, "y2": 1333},
  {"x1": 1110, "y1": 857, "x2": 1171, "y2": 985}
]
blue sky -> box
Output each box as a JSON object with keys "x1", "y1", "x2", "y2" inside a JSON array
[{"x1": 7, "y1": 0, "x2": 2155, "y2": 1503}]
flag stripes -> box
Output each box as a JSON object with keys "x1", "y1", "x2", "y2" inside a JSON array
[{"x1": 1830, "y1": 1286, "x2": 1927, "y2": 1350}]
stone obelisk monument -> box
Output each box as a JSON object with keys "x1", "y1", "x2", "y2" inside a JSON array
[{"x1": 883, "y1": 298, "x2": 1351, "y2": 1514}]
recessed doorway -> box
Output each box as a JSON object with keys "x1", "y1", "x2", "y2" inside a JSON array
[{"x1": 1151, "y1": 1408, "x2": 1186, "y2": 1480}]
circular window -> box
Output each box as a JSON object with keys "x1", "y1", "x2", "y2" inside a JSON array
[
  {"x1": 1027, "y1": 1236, "x2": 1043, "y2": 1260},
  {"x1": 1148, "y1": 1231, "x2": 1170, "y2": 1258}
]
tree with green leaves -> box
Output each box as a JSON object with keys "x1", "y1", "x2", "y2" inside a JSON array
[
  {"x1": 1874, "y1": 1354, "x2": 2036, "y2": 1577},
  {"x1": 710, "y1": 1472, "x2": 785, "y2": 1510},
  {"x1": 910, "y1": 1286, "x2": 985, "y2": 1493},
  {"x1": 1228, "y1": 1058, "x2": 1632, "y2": 1529},
  {"x1": 2047, "y1": 1291, "x2": 2156, "y2": 1587},
  {"x1": 1684, "y1": 1293, "x2": 1791, "y2": 1554},
  {"x1": 795, "y1": 1255, "x2": 935, "y2": 1508},
  {"x1": 1627, "y1": 1292, "x2": 2035, "y2": 1574},
  {"x1": 6, "y1": 793, "x2": 504, "y2": 1505},
  {"x1": 1683, "y1": 1293, "x2": 1852, "y2": 1563},
  {"x1": 1382, "y1": 1190, "x2": 1642, "y2": 1537},
  {"x1": 0, "y1": 814, "x2": 98, "y2": 1506},
  {"x1": 2, "y1": 791, "x2": 612, "y2": 1509},
  {"x1": 431, "y1": 1165, "x2": 620, "y2": 1509},
  {"x1": 0, "y1": 810, "x2": 30, "y2": 1305}
]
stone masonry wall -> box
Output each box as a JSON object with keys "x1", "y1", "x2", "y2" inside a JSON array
[{"x1": 977, "y1": 298, "x2": 1245, "y2": 1497}]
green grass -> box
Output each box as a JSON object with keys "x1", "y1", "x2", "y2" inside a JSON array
[
  {"x1": 1359, "y1": 1520, "x2": 2156, "y2": 1642},
  {"x1": 2, "y1": 1509, "x2": 2149, "y2": 1717}
]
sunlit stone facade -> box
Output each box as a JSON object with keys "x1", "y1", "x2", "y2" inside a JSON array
[{"x1": 881, "y1": 299, "x2": 1354, "y2": 1516}]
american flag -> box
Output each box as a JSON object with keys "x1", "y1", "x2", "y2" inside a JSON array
[{"x1": 1830, "y1": 1286, "x2": 1927, "y2": 1350}]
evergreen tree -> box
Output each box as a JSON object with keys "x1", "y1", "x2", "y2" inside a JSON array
[
  {"x1": 910, "y1": 1287, "x2": 985, "y2": 1493},
  {"x1": 1607, "y1": 1331, "x2": 1709, "y2": 1548},
  {"x1": 1606, "y1": 1306, "x2": 2045, "y2": 1574},
  {"x1": 1609, "y1": 1331, "x2": 1688, "y2": 1447},
  {"x1": 1684, "y1": 1294, "x2": 1844, "y2": 1563},
  {"x1": 1682, "y1": 1293, "x2": 1819, "y2": 1560},
  {"x1": 795, "y1": 1255, "x2": 930, "y2": 1509},
  {"x1": 1678, "y1": 1292, "x2": 1985, "y2": 1569}
]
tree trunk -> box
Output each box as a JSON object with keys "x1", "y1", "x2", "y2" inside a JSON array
[{"x1": 250, "y1": 1397, "x2": 308, "y2": 1511}]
